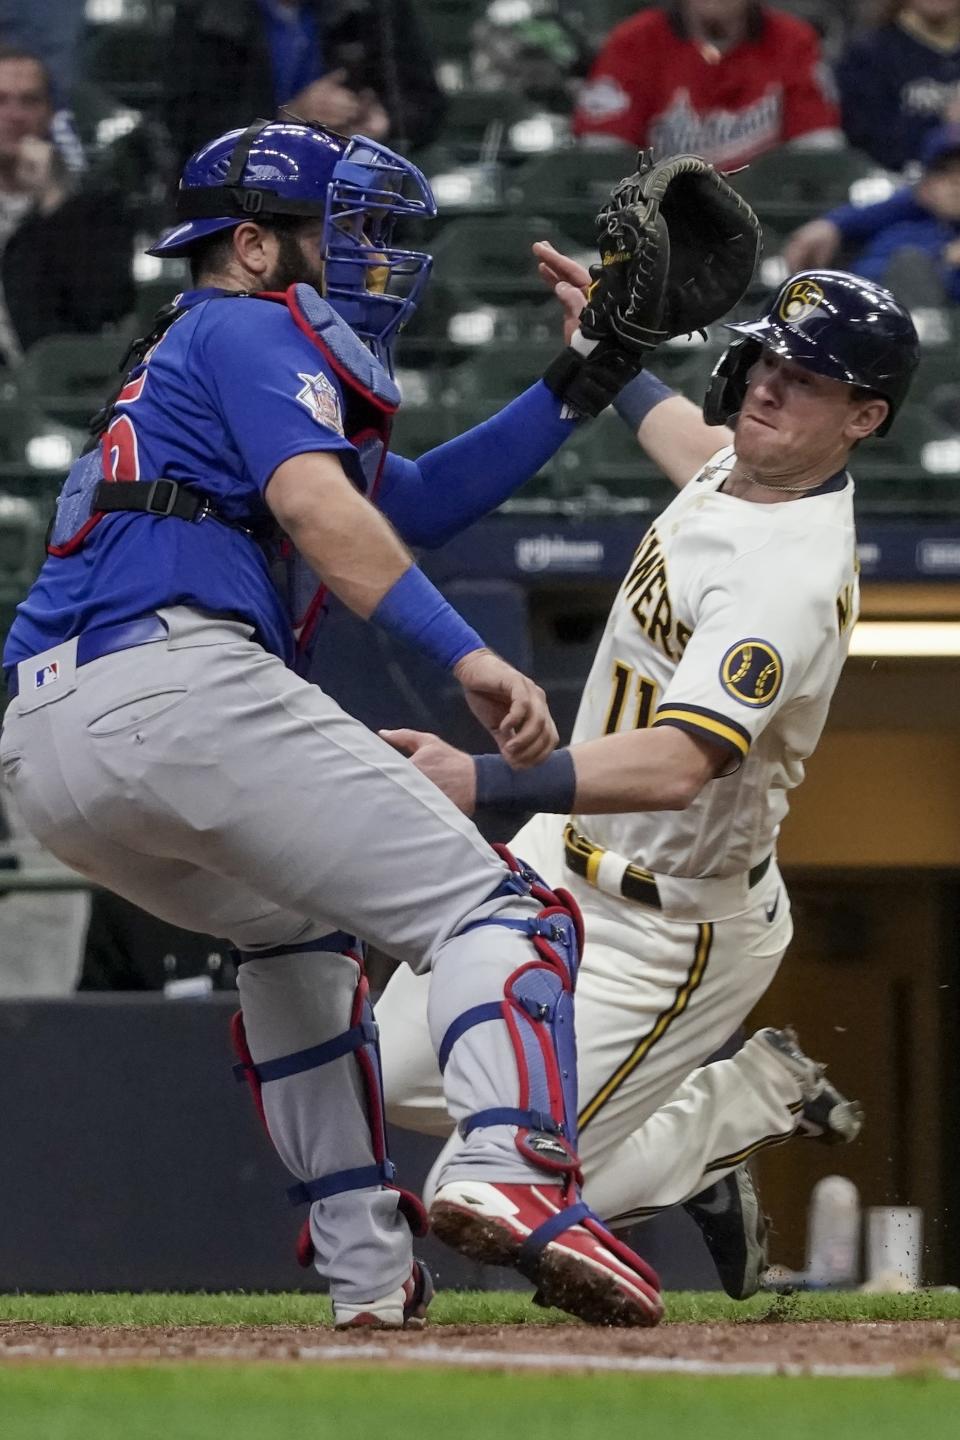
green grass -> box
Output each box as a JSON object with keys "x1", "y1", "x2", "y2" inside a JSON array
[
  {"x1": 1, "y1": 1288, "x2": 959, "y2": 1326},
  {"x1": 1, "y1": 1368, "x2": 959, "y2": 1440}
]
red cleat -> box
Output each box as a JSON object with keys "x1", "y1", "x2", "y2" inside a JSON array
[{"x1": 430, "y1": 1180, "x2": 662, "y2": 1327}]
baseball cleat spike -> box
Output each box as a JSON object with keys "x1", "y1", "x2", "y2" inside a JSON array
[
  {"x1": 758, "y1": 1026, "x2": 864, "y2": 1145},
  {"x1": 430, "y1": 1180, "x2": 663, "y2": 1327}
]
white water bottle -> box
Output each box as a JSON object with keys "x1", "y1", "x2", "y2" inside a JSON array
[{"x1": 806, "y1": 1175, "x2": 861, "y2": 1287}]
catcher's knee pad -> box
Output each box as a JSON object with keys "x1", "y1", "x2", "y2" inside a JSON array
[
  {"x1": 439, "y1": 844, "x2": 585, "y2": 1180},
  {"x1": 231, "y1": 930, "x2": 427, "y2": 1268}
]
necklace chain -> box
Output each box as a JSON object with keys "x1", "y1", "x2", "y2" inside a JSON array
[{"x1": 743, "y1": 473, "x2": 825, "y2": 495}]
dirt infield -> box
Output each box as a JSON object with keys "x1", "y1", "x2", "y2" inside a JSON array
[{"x1": 3, "y1": 1320, "x2": 960, "y2": 1375}]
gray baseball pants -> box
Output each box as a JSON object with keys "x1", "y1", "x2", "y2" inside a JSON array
[{"x1": 0, "y1": 607, "x2": 554, "y2": 1306}]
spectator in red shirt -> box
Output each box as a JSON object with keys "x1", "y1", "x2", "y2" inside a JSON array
[{"x1": 573, "y1": 0, "x2": 842, "y2": 170}]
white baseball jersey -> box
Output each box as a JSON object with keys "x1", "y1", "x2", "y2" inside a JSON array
[{"x1": 569, "y1": 446, "x2": 859, "y2": 878}]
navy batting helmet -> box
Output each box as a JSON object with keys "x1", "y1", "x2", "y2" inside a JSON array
[
  {"x1": 148, "y1": 119, "x2": 437, "y2": 371},
  {"x1": 703, "y1": 270, "x2": 920, "y2": 435}
]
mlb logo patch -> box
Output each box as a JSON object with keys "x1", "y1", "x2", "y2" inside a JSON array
[
  {"x1": 296, "y1": 371, "x2": 344, "y2": 435},
  {"x1": 34, "y1": 661, "x2": 60, "y2": 689}
]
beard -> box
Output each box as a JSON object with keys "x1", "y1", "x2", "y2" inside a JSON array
[{"x1": 263, "y1": 227, "x2": 326, "y2": 292}]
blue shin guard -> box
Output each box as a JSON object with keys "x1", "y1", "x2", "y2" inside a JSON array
[{"x1": 439, "y1": 844, "x2": 585, "y2": 1182}]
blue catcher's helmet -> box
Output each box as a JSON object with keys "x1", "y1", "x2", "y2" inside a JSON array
[
  {"x1": 704, "y1": 270, "x2": 920, "y2": 436},
  {"x1": 148, "y1": 119, "x2": 438, "y2": 370}
]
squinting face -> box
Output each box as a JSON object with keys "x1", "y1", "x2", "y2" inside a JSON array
[
  {"x1": 734, "y1": 349, "x2": 879, "y2": 479},
  {"x1": 0, "y1": 58, "x2": 51, "y2": 164}
]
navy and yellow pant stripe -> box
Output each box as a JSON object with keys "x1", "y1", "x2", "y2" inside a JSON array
[
  {"x1": 700, "y1": 1098, "x2": 805, "y2": 1174},
  {"x1": 578, "y1": 922, "x2": 714, "y2": 1132}
]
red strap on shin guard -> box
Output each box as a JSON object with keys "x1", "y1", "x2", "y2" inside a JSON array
[{"x1": 230, "y1": 1011, "x2": 267, "y2": 1128}]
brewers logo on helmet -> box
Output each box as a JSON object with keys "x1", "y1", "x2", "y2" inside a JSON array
[{"x1": 704, "y1": 269, "x2": 920, "y2": 435}]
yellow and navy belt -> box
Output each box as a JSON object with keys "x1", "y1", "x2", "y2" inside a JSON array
[{"x1": 563, "y1": 822, "x2": 770, "y2": 909}]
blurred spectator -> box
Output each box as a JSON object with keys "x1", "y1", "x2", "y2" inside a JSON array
[
  {"x1": 0, "y1": 0, "x2": 86, "y2": 108},
  {"x1": 836, "y1": 1, "x2": 960, "y2": 171},
  {"x1": 470, "y1": 0, "x2": 591, "y2": 111},
  {"x1": 165, "y1": 0, "x2": 446, "y2": 165},
  {"x1": 784, "y1": 123, "x2": 960, "y2": 302},
  {"x1": 0, "y1": 46, "x2": 134, "y2": 361},
  {"x1": 572, "y1": 0, "x2": 842, "y2": 168}
]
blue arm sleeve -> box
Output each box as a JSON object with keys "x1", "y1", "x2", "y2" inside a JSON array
[
  {"x1": 825, "y1": 188, "x2": 924, "y2": 244},
  {"x1": 377, "y1": 380, "x2": 578, "y2": 548}
]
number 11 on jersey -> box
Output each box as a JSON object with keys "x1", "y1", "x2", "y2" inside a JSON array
[{"x1": 604, "y1": 660, "x2": 659, "y2": 734}]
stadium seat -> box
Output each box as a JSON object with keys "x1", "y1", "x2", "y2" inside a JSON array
[
  {"x1": 81, "y1": 23, "x2": 167, "y2": 114},
  {"x1": 443, "y1": 338, "x2": 559, "y2": 408},
  {"x1": 505, "y1": 144, "x2": 638, "y2": 245},
  {"x1": 730, "y1": 147, "x2": 877, "y2": 228},
  {"x1": 439, "y1": 89, "x2": 539, "y2": 159},
  {"x1": 19, "y1": 334, "x2": 126, "y2": 428},
  {"x1": 575, "y1": 0, "x2": 653, "y2": 43},
  {"x1": 134, "y1": 278, "x2": 184, "y2": 330},
  {"x1": 429, "y1": 216, "x2": 584, "y2": 308},
  {"x1": 0, "y1": 493, "x2": 47, "y2": 594},
  {"x1": 548, "y1": 412, "x2": 672, "y2": 513},
  {"x1": 417, "y1": 0, "x2": 488, "y2": 62},
  {"x1": 650, "y1": 337, "x2": 721, "y2": 404},
  {"x1": 853, "y1": 407, "x2": 960, "y2": 515},
  {"x1": 0, "y1": 388, "x2": 79, "y2": 511},
  {"x1": 387, "y1": 401, "x2": 466, "y2": 459}
]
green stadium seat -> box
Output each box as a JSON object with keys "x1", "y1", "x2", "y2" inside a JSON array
[
  {"x1": 0, "y1": 388, "x2": 78, "y2": 514},
  {"x1": 505, "y1": 144, "x2": 638, "y2": 246},
  {"x1": 19, "y1": 333, "x2": 125, "y2": 428},
  {"x1": 388, "y1": 400, "x2": 465, "y2": 458},
  {"x1": 444, "y1": 338, "x2": 560, "y2": 408},
  {"x1": 577, "y1": 0, "x2": 654, "y2": 42},
  {"x1": 0, "y1": 494, "x2": 47, "y2": 594},
  {"x1": 650, "y1": 338, "x2": 721, "y2": 404},
  {"x1": 81, "y1": 23, "x2": 166, "y2": 113},
  {"x1": 730, "y1": 147, "x2": 877, "y2": 228},
  {"x1": 439, "y1": 90, "x2": 540, "y2": 160},
  {"x1": 429, "y1": 216, "x2": 584, "y2": 308},
  {"x1": 134, "y1": 277, "x2": 184, "y2": 330},
  {"x1": 547, "y1": 413, "x2": 672, "y2": 513},
  {"x1": 417, "y1": 0, "x2": 488, "y2": 61},
  {"x1": 852, "y1": 407, "x2": 960, "y2": 516}
]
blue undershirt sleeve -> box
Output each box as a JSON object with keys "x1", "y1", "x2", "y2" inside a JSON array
[
  {"x1": 377, "y1": 380, "x2": 579, "y2": 548},
  {"x1": 825, "y1": 188, "x2": 924, "y2": 244}
]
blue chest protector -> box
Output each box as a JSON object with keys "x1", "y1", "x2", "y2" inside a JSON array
[{"x1": 46, "y1": 284, "x2": 400, "y2": 665}]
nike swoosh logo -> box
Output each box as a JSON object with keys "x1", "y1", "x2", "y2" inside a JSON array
[{"x1": 764, "y1": 892, "x2": 780, "y2": 923}]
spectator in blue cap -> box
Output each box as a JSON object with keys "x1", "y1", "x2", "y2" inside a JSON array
[{"x1": 784, "y1": 122, "x2": 960, "y2": 304}]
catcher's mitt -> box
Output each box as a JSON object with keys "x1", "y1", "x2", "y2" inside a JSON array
[{"x1": 583, "y1": 151, "x2": 763, "y2": 350}]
